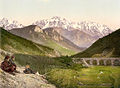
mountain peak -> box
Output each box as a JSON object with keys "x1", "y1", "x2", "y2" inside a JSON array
[
  {"x1": 0, "y1": 18, "x2": 24, "y2": 30},
  {"x1": 51, "y1": 16, "x2": 61, "y2": 20},
  {"x1": 33, "y1": 16, "x2": 113, "y2": 38}
]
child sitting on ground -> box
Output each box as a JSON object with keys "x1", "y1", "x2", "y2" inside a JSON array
[{"x1": 23, "y1": 65, "x2": 36, "y2": 74}]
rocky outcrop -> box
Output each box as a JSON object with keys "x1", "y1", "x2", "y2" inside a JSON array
[{"x1": 0, "y1": 67, "x2": 56, "y2": 88}]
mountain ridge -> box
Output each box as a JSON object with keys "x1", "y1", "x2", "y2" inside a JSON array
[
  {"x1": 9, "y1": 25, "x2": 83, "y2": 55},
  {"x1": 33, "y1": 16, "x2": 113, "y2": 38}
]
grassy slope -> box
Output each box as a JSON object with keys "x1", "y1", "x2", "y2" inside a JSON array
[
  {"x1": 72, "y1": 28, "x2": 120, "y2": 58},
  {"x1": 41, "y1": 30, "x2": 77, "y2": 56},
  {"x1": 0, "y1": 27, "x2": 57, "y2": 56},
  {"x1": 45, "y1": 40, "x2": 76, "y2": 56}
]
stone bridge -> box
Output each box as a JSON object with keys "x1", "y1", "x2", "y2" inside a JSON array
[{"x1": 72, "y1": 58, "x2": 120, "y2": 67}]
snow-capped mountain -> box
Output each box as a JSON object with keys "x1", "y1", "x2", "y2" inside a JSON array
[
  {"x1": 33, "y1": 16, "x2": 113, "y2": 38},
  {"x1": 1, "y1": 17, "x2": 113, "y2": 38},
  {"x1": 1, "y1": 16, "x2": 114, "y2": 47},
  {"x1": 0, "y1": 18, "x2": 24, "y2": 30},
  {"x1": 33, "y1": 16, "x2": 72, "y2": 30},
  {"x1": 75, "y1": 21, "x2": 112, "y2": 38}
]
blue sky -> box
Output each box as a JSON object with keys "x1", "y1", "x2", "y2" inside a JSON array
[{"x1": 0, "y1": 0, "x2": 120, "y2": 29}]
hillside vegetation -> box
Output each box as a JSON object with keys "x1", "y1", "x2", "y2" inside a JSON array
[
  {"x1": 0, "y1": 27, "x2": 59, "y2": 56},
  {"x1": 72, "y1": 28, "x2": 120, "y2": 58}
]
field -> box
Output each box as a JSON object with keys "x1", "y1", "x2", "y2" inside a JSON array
[{"x1": 47, "y1": 65, "x2": 120, "y2": 88}]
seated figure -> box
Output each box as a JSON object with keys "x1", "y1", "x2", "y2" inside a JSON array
[
  {"x1": 23, "y1": 65, "x2": 36, "y2": 74},
  {"x1": 1, "y1": 55, "x2": 18, "y2": 75},
  {"x1": 8, "y1": 56, "x2": 16, "y2": 72}
]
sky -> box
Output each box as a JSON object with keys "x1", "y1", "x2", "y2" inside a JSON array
[{"x1": 0, "y1": 0, "x2": 120, "y2": 29}]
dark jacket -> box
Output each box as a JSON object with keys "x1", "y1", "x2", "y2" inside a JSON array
[
  {"x1": 1, "y1": 60, "x2": 16, "y2": 72},
  {"x1": 23, "y1": 68, "x2": 36, "y2": 74},
  {"x1": 1, "y1": 60, "x2": 10, "y2": 72}
]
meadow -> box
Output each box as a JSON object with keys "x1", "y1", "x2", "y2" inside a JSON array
[{"x1": 47, "y1": 65, "x2": 120, "y2": 88}]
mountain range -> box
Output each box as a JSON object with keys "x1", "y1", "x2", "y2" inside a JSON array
[
  {"x1": 33, "y1": 16, "x2": 113, "y2": 47},
  {"x1": 0, "y1": 16, "x2": 113, "y2": 48},
  {"x1": 34, "y1": 16, "x2": 112, "y2": 38},
  {"x1": 0, "y1": 18, "x2": 24, "y2": 30}
]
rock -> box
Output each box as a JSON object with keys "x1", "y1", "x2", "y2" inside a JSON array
[{"x1": 0, "y1": 67, "x2": 56, "y2": 88}]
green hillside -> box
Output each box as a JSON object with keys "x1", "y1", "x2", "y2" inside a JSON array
[
  {"x1": 0, "y1": 27, "x2": 58, "y2": 56},
  {"x1": 72, "y1": 28, "x2": 120, "y2": 58},
  {"x1": 44, "y1": 40, "x2": 76, "y2": 56}
]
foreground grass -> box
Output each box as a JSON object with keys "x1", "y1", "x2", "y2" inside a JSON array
[{"x1": 47, "y1": 66, "x2": 120, "y2": 88}]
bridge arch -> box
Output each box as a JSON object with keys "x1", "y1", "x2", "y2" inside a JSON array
[{"x1": 72, "y1": 58, "x2": 120, "y2": 66}]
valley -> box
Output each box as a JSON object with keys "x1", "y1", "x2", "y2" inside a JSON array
[
  {"x1": 0, "y1": 0, "x2": 120, "y2": 87},
  {"x1": 0, "y1": 18, "x2": 120, "y2": 88}
]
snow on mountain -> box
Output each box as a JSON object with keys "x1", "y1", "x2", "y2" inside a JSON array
[
  {"x1": 33, "y1": 16, "x2": 113, "y2": 38},
  {"x1": 0, "y1": 17, "x2": 113, "y2": 38},
  {"x1": 76, "y1": 21, "x2": 112, "y2": 38},
  {"x1": 33, "y1": 16, "x2": 73, "y2": 31},
  {"x1": 0, "y1": 18, "x2": 24, "y2": 30}
]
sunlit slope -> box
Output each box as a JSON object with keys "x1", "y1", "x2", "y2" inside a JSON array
[{"x1": 0, "y1": 27, "x2": 58, "y2": 57}]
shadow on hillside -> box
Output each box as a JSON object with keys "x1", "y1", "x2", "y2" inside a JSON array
[{"x1": 14, "y1": 53, "x2": 64, "y2": 74}]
